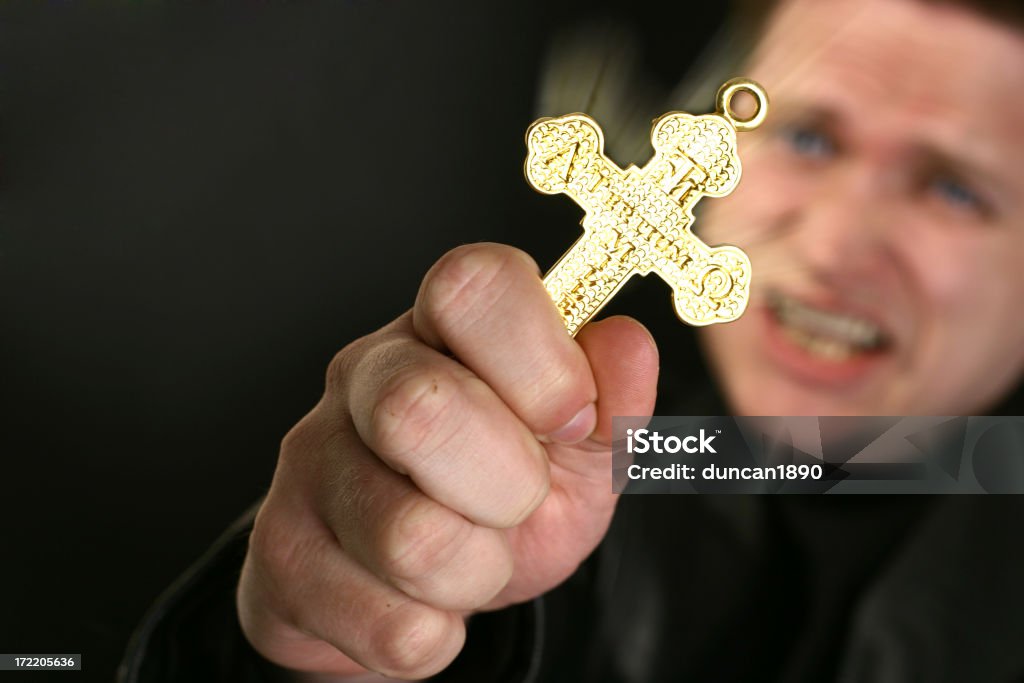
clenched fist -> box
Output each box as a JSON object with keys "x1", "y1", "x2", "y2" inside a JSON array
[{"x1": 237, "y1": 243, "x2": 659, "y2": 679}]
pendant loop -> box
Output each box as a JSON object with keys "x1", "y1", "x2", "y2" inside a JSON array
[{"x1": 716, "y1": 78, "x2": 770, "y2": 132}]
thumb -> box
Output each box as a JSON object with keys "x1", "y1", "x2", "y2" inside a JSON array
[{"x1": 575, "y1": 316, "x2": 659, "y2": 445}]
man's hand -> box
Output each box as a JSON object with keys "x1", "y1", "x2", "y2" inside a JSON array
[{"x1": 237, "y1": 243, "x2": 659, "y2": 679}]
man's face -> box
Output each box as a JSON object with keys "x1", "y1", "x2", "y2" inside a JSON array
[{"x1": 698, "y1": 0, "x2": 1024, "y2": 415}]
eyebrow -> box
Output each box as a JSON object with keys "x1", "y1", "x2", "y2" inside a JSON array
[{"x1": 768, "y1": 103, "x2": 839, "y2": 127}]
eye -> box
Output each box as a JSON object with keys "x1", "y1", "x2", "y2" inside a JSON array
[
  {"x1": 928, "y1": 175, "x2": 985, "y2": 214},
  {"x1": 780, "y1": 124, "x2": 836, "y2": 160}
]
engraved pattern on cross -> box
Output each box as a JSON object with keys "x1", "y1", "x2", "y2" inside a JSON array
[{"x1": 525, "y1": 79, "x2": 767, "y2": 336}]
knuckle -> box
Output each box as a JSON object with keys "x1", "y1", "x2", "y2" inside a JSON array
[
  {"x1": 371, "y1": 602, "x2": 453, "y2": 676},
  {"x1": 238, "y1": 513, "x2": 323, "y2": 666},
  {"x1": 279, "y1": 414, "x2": 320, "y2": 462},
  {"x1": 248, "y1": 503, "x2": 304, "y2": 590},
  {"x1": 379, "y1": 496, "x2": 468, "y2": 582},
  {"x1": 249, "y1": 508, "x2": 335, "y2": 631},
  {"x1": 370, "y1": 365, "x2": 459, "y2": 463},
  {"x1": 249, "y1": 502, "x2": 329, "y2": 586},
  {"x1": 325, "y1": 344, "x2": 356, "y2": 394},
  {"x1": 325, "y1": 334, "x2": 377, "y2": 395},
  {"x1": 331, "y1": 454, "x2": 386, "y2": 534},
  {"x1": 420, "y1": 244, "x2": 522, "y2": 334},
  {"x1": 277, "y1": 411, "x2": 336, "y2": 484}
]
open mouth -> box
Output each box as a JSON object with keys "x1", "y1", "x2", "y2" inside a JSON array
[
  {"x1": 760, "y1": 290, "x2": 894, "y2": 386},
  {"x1": 767, "y1": 290, "x2": 890, "y2": 360}
]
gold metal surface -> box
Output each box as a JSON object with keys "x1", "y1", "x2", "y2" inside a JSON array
[{"x1": 526, "y1": 78, "x2": 768, "y2": 336}]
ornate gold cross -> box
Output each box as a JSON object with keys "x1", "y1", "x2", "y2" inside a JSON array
[{"x1": 525, "y1": 78, "x2": 768, "y2": 336}]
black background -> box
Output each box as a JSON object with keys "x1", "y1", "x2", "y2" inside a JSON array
[{"x1": 0, "y1": 2, "x2": 726, "y2": 680}]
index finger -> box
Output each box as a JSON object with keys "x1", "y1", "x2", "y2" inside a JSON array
[{"x1": 412, "y1": 243, "x2": 598, "y2": 444}]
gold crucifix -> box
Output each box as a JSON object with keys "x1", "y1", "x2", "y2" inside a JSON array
[{"x1": 525, "y1": 78, "x2": 768, "y2": 336}]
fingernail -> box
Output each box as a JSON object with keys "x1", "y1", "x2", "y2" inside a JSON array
[{"x1": 548, "y1": 403, "x2": 597, "y2": 445}]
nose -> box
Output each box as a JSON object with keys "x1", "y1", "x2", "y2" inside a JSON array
[{"x1": 791, "y1": 163, "x2": 895, "y2": 285}]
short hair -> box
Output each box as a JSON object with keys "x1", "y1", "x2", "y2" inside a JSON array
[
  {"x1": 738, "y1": 0, "x2": 1024, "y2": 40},
  {"x1": 668, "y1": 0, "x2": 1024, "y2": 112}
]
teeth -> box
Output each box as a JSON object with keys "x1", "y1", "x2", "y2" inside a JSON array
[{"x1": 770, "y1": 292, "x2": 886, "y2": 357}]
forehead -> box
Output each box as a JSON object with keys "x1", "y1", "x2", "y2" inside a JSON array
[{"x1": 748, "y1": 0, "x2": 1024, "y2": 151}]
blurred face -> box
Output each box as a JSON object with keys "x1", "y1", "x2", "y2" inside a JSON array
[{"x1": 698, "y1": 0, "x2": 1024, "y2": 415}]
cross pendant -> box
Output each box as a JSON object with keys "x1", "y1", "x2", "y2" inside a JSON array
[{"x1": 525, "y1": 78, "x2": 769, "y2": 336}]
